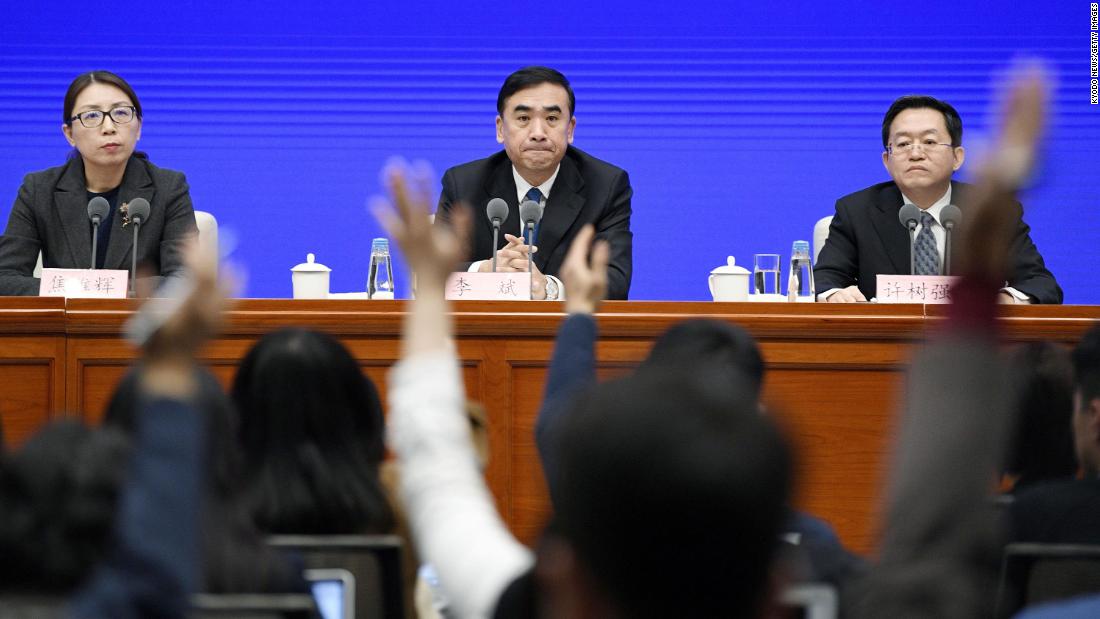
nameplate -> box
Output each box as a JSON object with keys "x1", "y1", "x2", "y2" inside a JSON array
[
  {"x1": 39, "y1": 268, "x2": 129, "y2": 298},
  {"x1": 445, "y1": 272, "x2": 532, "y2": 301},
  {"x1": 876, "y1": 275, "x2": 959, "y2": 304}
]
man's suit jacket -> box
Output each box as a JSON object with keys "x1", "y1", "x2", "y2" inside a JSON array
[
  {"x1": 436, "y1": 147, "x2": 633, "y2": 300},
  {"x1": 814, "y1": 180, "x2": 1062, "y2": 304},
  {"x1": 0, "y1": 155, "x2": 198, "y2": 296}
]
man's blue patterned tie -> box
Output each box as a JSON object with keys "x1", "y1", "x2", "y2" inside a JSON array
[
  {"x1": 524, "y1": 187, "x2": 543, "y2": 246},
  {"x1": 913, "y1": 211, "x2": 940, "y2": 276}
]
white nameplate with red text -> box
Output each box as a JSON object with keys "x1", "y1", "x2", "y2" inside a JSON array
[
  {"x1": 39, "y1": 268, "x2": 128, "y2": 298},
  {"x1": 445, "y1": 272, "x2": 532, "y2": 301},
  {"x1": 876, "y1": 274, "x2": 959, "y2": 304}
]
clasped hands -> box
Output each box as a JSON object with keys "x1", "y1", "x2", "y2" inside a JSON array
[{"x1": 478, "y1": 234, "x2": 549, "y2": 300}]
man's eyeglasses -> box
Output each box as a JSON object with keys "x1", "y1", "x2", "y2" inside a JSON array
[
  {"x1": 887, "y1": 139, "x2": 955, "y2": 155},
  {"x1": 69, "y1": 106, "x2": 137, "y2": 129}
]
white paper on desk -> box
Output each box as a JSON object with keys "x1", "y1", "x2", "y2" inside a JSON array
[
  {"x1": 876, "y1": 274, "x2": 959, "y2": 304},
  {"x1": 445, "y1": 272, "x2": 532, "y2": 301},
  {"x1": 39, "y1": 268, "x2": 128, "y2": 298}
]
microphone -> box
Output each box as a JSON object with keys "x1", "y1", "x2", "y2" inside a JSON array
[
  {"x1": 898, "y1": 203, "x2": 921, "y2": 275},
  {"x1": 485, "y1": 198, "x2": 509, "y2": 273},
  {"x1": 940, "y1": 204, "x2": 962, "y2": 275},
  {"x1": 518, "y1": 199, "x2": 544, "y2": 278},
  {"x1": 125, "y1": 198, "x2": 151, "y2": 296},
  {"x1": 86, "y1": 197, "x2": 110, "y2": 269}
]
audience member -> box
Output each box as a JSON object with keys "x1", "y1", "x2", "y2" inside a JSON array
[
  {"x1": 232, "y1": 327, "x2": 394, "y2": 535},
  {"x1": 1003, "y1": 341, "x2": 1078, "y2": 492},
  {"x1": 531, "y1": 225, "x2": 864, "y2": 595},
  {"x1": 1009, "y1": 325, "x2": 1100, "y2": 545},
  {"x1": 0, "y1": 241, "x2": 222, "y2": 617},
  {"x1": 68, "y1": 240, "x2": 226, "y2": 618},
  {"x1": 104, "y1": 368, "x2": 305, "y2": 594},
  {"x1": 0, "y1": 420, "x2": 130, "y2": 593},
  {"x1": 380, "y1": 162, "x2": 793, "y2": 618}
]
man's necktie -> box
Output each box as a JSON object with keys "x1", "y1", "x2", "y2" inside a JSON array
[
  {"x1": 913, "y1": 211, "x2": 940, "y2": 276},
  {"x1": 524, "y1": 187, "x2": 543, "y2": 246}
]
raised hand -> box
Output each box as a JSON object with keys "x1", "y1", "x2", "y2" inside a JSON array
[
  {"x1": 376, "y1": 160, "x2": 470, "y2": 289},
  {"x1": 560, "y1": 224, "x2": 610, "y2": 314}
]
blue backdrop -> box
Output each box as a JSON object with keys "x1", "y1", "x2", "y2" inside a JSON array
[{"x1": 1, "y1": 2, "x2": 1095, "y2": 301}]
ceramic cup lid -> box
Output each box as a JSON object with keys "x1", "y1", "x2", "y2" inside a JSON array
[
  {"x1": 291, "y1": 253, "x2": 331, "y2": 273},
  {"x1": 709, "y1": 256, "x2": 749, "y2": 275}
]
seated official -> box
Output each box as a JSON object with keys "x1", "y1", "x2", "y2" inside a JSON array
[
  {"x1": 435, "y1": 66, "x2": 633, "y2": 300},
  {"x1": 0, "y1": 70, "x2": 197, "y2": 296},
  {"x1": 814, "y1": 95, "x2": 1061, "y2": 304}
]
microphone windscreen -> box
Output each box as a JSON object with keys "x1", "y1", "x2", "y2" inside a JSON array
[
  {"x1": 87, "y1": 197, "x2": 110, "y2": 223},
  {"x1": 898, "y1": 203, "x2": 921, "y2": 229},
  {"x1": 518, "y1": 199, "x2": 542, "y2": 225},
  {"x1": 126, "y1": 198, "x2": 151, "y2": 224},
  {"x1": 486, "y1": 198, "x2": 509, "y2": 224},
  {"x1": 940, "y1": 204, "x2": 962, "y2": 229}
]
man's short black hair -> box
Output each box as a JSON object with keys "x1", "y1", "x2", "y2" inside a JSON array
[
  {"x1": 496, "y1": 66, "x2": 575, "y2": 117},
  {"x1": 552, "y1": 368, "x2": 792, "y2": 618},
  {"x1": 881, "y1": 95, "x2": 963, "y2": 148},
  {"x1": 1074, "y1": 323, "x2": 1100, "y2": 402},
  {"x1": 638, "y1": 319, "x2": 765, "y2": 400}
]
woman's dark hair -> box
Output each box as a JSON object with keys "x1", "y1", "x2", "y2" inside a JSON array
[
  {"x1": 0, "y1": 420, "x2": 130, "y2": 593},
  {"x1": 232, "y1": 328, "x2": 394, "y2": 535},
  {"x1": 104, "y1": 368, "x2": 303, "y2": 594},
  {"x1": 1005, "y1": 342, "x2": 1078, "y2": 489},
  {"x1": 63, "y1": 70, "x2": 143, "y2": 126}
]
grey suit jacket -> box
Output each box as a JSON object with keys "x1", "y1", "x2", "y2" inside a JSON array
[
  {"x1": 0, "y1": 156, "x2": 198, "y2": 296},
  {"x1": 435, "y1": 147, "x2": 633, "y2": 300}
]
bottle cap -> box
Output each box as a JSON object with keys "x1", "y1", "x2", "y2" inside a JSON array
[{"x1": 371, "y1": 238, "x2": 389, "y2": 252}]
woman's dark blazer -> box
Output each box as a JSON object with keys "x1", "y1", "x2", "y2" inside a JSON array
[{"x1": 0, "y1": 155, "x2": 198, "y2": 295}]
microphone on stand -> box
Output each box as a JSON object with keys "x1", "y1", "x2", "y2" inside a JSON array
[
  {"x1": 485, "y1": 198, "x2": 509, "y2": 273},
  {"x1": 125, "y1": 198, "x2": 151, "y2": 296},
  {"x1": 518, "y1": 199, "x2": 544, "y2": 278},
  {"x1": 86, "y1": 197, "x2": 110, "y2": 269},
  {"x1": 940, "y1": 204, "x2": 962, "y2": 276},
  {"x1": 898, "y1": 203, "x2": 921, "y2": 275}
]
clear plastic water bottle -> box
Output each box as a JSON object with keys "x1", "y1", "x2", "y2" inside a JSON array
[
  {"x1": 787, "y1": 240, "x2": 815, "y2": 302},
  {"x1": 367, "y1": 238, "x2": 395, "y2": 299}
]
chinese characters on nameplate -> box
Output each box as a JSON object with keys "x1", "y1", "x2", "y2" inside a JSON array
[
  {"x1": 876, "y1": 275, "x2": 958, "y2": 304},
  {"x1": 39, "y1": 268, "x2": 129, "y2": 299},
  {"x1": 444, "y1": 272, "x2": 532, "y2": 301}
]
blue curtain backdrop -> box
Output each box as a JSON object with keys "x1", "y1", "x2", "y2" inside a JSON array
[{"x1": 1, "y1": 2, "x2": 1095, "y2": 301}]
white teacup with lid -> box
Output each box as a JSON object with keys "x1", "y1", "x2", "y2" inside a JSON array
[
  {"x1": 708, "y1": 256, "x2": 750, "y2": 302},
  {"x1": 291, "y1": 253, "x2": 331, "y2": 299}
]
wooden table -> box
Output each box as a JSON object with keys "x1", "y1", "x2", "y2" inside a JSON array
[{"x1": 2, "y1": 298, "x2": 1097, "y2": 554}]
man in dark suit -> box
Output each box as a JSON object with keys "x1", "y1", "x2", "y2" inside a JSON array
[
  {"x1": 814, "y1": 95, "x2": 1061, "y2": 304},
  {"x1": 435, "y1": 66, "x2": 632, "y2": 300}
]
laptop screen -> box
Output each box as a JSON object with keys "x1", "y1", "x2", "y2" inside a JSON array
[{"x1": 305, "y1": 568, "x2": 355, "y2": 619}]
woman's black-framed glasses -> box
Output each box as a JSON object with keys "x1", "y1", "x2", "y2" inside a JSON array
[{"x1": 70, "y1": 106, "x2": 137, "y2": 128}]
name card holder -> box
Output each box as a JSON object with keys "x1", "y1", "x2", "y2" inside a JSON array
[
  {"x1": 39, "y1": 268, "x2": 129, "y2": 299},
  {"x1": 876, "y1": 274, "x2": 959, "y2": 304},
  {"x1": 445, "y1": 272, "x2": 532, "y2": 301}
]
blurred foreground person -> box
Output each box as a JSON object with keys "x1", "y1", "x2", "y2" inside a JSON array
[
  {"x1": 232, "y1": 328, "x2": 394, "y2": 536},
  {"x1": 380, "y1": 162, "x2": 792, "y2": 618},
  {"x1": 1002, "y1": 342, "x2": 1078, "y2": 492},
  {"x1": 0, "y1": 242, "x2": 227, "y2": 617},
  {"x1": 104, "y1": 369, "x2": 305, "y2": 594}
]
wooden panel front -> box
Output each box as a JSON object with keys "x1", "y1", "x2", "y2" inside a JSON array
[{"x1": 3, "y1": 298, "x2": 1100, "y2": 556}]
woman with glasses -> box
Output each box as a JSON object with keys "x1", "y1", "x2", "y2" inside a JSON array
[{"x1": 0, "y1": 70, "x2": 197, "y2": 295}]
